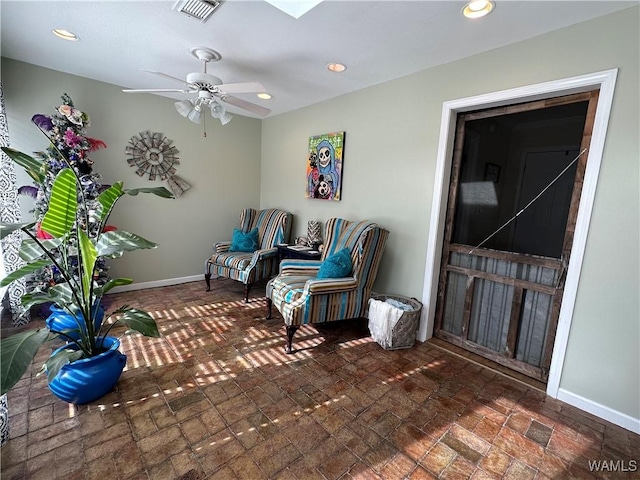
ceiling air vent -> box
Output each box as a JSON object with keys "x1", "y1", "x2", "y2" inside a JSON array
[{"x1": 173, "y1": 0, "x2": 222, "y2": 23}]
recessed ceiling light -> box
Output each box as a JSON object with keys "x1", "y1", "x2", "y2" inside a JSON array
[
  {"x1": 52, "y1": 29, "x2": 79, "y2": 41},
  {"x1": 257, "y1": 93, "x2": 272, "y2": 100},
  {"x1": 462, "y1": 0, "x2": 495, "y2": 19},
  {"x1": 327, "y1": 63, "x2": 346, "y2": 73}
]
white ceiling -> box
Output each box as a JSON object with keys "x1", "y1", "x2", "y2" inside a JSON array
[{"x1": 1, "y1": 1, "x2": 636, "y2": 118}]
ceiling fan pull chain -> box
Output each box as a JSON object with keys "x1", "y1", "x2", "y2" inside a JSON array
[{"x1": 203, "y1": 113, "x2": 207, "y2": 138}]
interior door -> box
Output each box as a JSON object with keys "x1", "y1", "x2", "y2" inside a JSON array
[
  {"x1": 434, "y1": 91, "x2": 599, "y2": 382},
  {"x1": 511, "y1": 149, "x2": 578, "y2": 258}
]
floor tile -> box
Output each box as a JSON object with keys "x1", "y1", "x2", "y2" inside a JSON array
[{"x1": 1, "y1": 279, "x2": 637, "y2": 479}]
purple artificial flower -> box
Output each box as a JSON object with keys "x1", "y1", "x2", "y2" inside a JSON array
[
  {"x1": 17, "y1": 185, "x2": 39, "y2": 198},
  {"x1": 31, "y1": 114, "x2": 54, "y2": 131}
]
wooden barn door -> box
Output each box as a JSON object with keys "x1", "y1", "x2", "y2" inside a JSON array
[{"x1": 434, "y1": 91, "x2": 599, "y2": 382}]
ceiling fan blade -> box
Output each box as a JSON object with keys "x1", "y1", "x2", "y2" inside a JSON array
[
  {"x1": 122, "y1": 88, "x2": 194, "y2": 93},
  {"x1": 218, "y1": 81, "x2": 266, "y2": 94},
  {"x1": 142, "y1": 69, "x2": 190, "y2": 86},
  {"x1": 221, "y1": 95, "x2": 271, "y2": 116}
]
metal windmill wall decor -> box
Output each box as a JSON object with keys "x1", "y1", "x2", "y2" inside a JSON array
[{"x1": 125, "y1": 131, "x2": 191, "y2": 197}]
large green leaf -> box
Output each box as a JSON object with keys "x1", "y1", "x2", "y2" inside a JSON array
[
  {"x1": 42, "y1": 348, "x2": 83, "y2": 382},
  {"x1": 97, "y1": 182, "x2": 124, "y2": 222},
  {"x1": 96, "y1": 230, "x2": 157, "y2": 257},
  {"x1": 1, "y1": 329, "x2": 50, "y2": 395},
  {"x1": 20, "y1": 283, "x2": 76, "y2": 311},
  {"x1": 0, "y1": 259, "x2": 51, "y2": 288},
  {"x1": 20, "y1": 291, "x2": 61, "y2": 310},
  {"x1": 125, "y1": 186, "x2": 174, "y2": 198},
  {"x1": 95, "y1": 277, "x2": 133, "y2": 296},
  {"x1": 41, "y1": 168, "x2": 78, "y2": 238},
  {"x1": 19, "y1": 238, "x2": 62, "y2": 262},
  {"x1": 0, "y1": 222, "x2": 34, "y2": 240},
  {"x1": 50, "y1": 283, "x2": 75, "y2": 306},
  {"x1": 119, "y1": 308, "x2": 160, "y2": 337},
  {"x1": 1, "y1": 147, "x2": 45, "y2": 184},
  {"x1": 77, "y1": 229, "x2": 97, "y2": 306}
]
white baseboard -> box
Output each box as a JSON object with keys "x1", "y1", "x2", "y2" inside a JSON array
[
  {"x1": 557, "y1": 388, "x2": 640, "y2": 435},
  {"x1": 107, "y1": 274, "x2": 203, "y2": 294}
]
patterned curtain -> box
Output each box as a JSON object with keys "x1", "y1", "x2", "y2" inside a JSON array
[{"x1": 0, "y1": 81, "x2": 29, "y2": 326}]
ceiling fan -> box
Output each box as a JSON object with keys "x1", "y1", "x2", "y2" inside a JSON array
[{"x1": 122, "y1": 46, "x2": 270, "y2": 125}]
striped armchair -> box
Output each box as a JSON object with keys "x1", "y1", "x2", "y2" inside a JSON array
[
  {"x1": 266, "y1": 218, "x2": 389, "y2": 353},
  {"x1": 205, "y1": 208, "x2": 292, "y2": 302}
]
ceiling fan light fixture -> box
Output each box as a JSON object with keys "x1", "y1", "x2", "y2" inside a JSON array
[
  {"x1": 211, "y1": 102, "x2": 233, "y2": 125},
  {"x1": 462, "y1": 0, "x2": 495, "y2": 19},
  {"x1": 52, "y1": 28, "x2": 79, "y2": 41},
  {"x1": 176, "y1": 99, "x2": 203, "y2": 124},
  {"x1": 175, "y1": 99, "x2": 195, "y2": 118},
  {"x1": 187, "y1": 104, "x2": 203, "y2": 123},
  {"x1": 187, "y1": 111, "x2": 202, "y2": 124}
]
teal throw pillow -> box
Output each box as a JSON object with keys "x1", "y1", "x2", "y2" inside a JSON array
[
  {"x1": 229, "y1": 227, "x2": 259, "y2": 252},
  {"x1": 317, "y1": 248, "x2": 352, "y2": 279}
]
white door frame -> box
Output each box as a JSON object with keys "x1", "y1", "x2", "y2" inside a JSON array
[{"x1": 420, "y1": 69, "x2": 618, "y2": 398}]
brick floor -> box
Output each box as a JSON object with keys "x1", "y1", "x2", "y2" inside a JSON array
[{"x1": 1, "y1": 280, "x2": 638, "y2": 479}]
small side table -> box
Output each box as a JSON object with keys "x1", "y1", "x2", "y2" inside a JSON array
[{"x1": 277, "y1": 244, "x2": 322, "y2": 261}]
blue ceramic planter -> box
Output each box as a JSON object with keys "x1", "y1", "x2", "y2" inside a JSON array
[
  {"x1": 46, "y1": 304, "x2": 104, "y2": 340},
  {"x1": 48, "y1": 336, "x2": 127, "y2": 405}
]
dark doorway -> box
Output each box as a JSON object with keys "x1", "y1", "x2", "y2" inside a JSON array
[{"x1": 434, "y1": 92, "x2": 599, "y2": 382}]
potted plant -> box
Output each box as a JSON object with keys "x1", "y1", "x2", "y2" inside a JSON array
[{"x1": 0, "y1": 129, "x2": 173, "y2": 404}]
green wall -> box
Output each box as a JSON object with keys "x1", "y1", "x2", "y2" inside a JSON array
[
  {"x1": 260, "y1": 8, "x2": 639, "y2": 421},
  {"x1": 2, "y1": 58, "x2": 263, "y2": 284}
]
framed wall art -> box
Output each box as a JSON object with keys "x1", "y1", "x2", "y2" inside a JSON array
[
  {"x1": 306, "y1": 131, "x2": 345, "y2": 201},
  {"x1": 484, "y1": 162, "x2": 501, "y2": 183}
]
